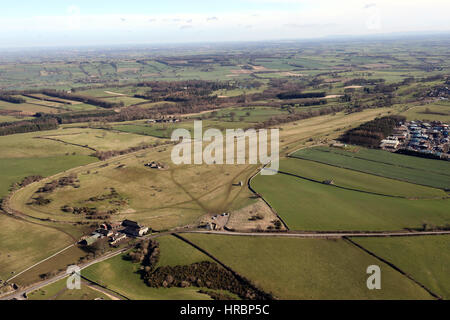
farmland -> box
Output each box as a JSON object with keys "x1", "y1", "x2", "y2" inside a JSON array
[
  {"x1": 291, "y1": 146, "x2": 450, "y2": 189},
  {"x1": 0, "y1": 36, "x2": 449, "y2": 301},
  {"x1": 280, "y1": 158, "x2": 447, "y2": 199},
  {"x1": 353, "y1": 236, "x2": 450, "y2": 299},
  {"x1": 28, "y1": 278, "x2": 113, "y2": 300},
  {"x1": 182, "y1": 234, "x2": 433, "y2": 300},
  {"x1": 82, "y1": 235, "x2": 219, "y2": 300},
  {"x1": 251, "y1": 172, "x2": 450, "y2": 231}
]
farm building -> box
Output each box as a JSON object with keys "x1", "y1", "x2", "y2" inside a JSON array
[
  {"x1": 79, "y1": 234, "x2": 101, "y2": 246},
  {"x1": 122, "y1": 219, "x2": 149, "y2": 237}
]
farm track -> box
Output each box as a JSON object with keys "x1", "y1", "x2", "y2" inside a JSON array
[
  {"x1": 247, "y1": 164, "x2": 290, "y2": 230},
  {"x1": 178, "y1": 229, "x2": 450, "y2": 238}
]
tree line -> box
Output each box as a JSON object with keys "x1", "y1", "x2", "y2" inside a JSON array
[
  {"x1": 0, "y1": 118, "x2": 58, "y2": 136},
  {"x1": 0, "y1": 94, "x2": 26, "y2": 104},
  {"x1": 339, "y1": 115, "x2": 406, "y2": 148}
]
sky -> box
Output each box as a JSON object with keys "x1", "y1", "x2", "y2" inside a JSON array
[{"x1": 0, "y1": 0, "x2": 449, "y2": 48}]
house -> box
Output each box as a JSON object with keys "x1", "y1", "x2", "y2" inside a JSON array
[{"x1": 380, "y1": 139, "x2": 399, "y2": 150}]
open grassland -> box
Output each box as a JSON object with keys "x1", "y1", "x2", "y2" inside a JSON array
[
  {"x1": 28, "y1": 278, "x2": 112, "y2": 300},
  {"x1": 82, "y1": 251, "x2": 212, "y2": 300},
  {"x1": 8, "y1": 145, "x2": 256, "y2": 231},
  {"x1": 291, "y1": 146, "x2": 450, "y2": 190},
  {"x1": 353, "y1": 236, "x2": 450, "y2": 299},
  {"x1": 156, "y1": 235, "x2": 213, "y2": 267},
  {"x1": 12, "y1": 245, "x2": 87, "y2": 286},
  {"x1": 103, "y1": 96, "x2": 150, "y2": 107},
  {"x1": 0, "y1": 155, "x2": 96, "y2": 198},
  {"x1": 252, "y1": 173, "x2": 450, "y2": 231},
  {"x1": 40, "y1": 127, "x2": 162, "y2": 152},
  {"x1": 400, "y1": 101, "x2": 450, "y2": 122},
  {"x1": 280, "y1": 158, "x2": 447, "y2": 199},
  {"x1": 204, "y1": 106, "x2": 289, "y2": 123},
  {"x1": 113, "y1": 119, "x2": 255, "y2": 139},
  {"x1": 0, "y1": 214, "x2": 74, "y2": 283},
  {"x1": 182, "y1": 234, "x2": 433, "y2": 299},
  {"x1": 0, "y1": 128, "x2": 96, "y2": 198},
  {"x1": 276, "y1": 108, "x2": 393, "y2": 155},
  {"x1": 0, "y1": 130, "x2": 92, "y2": 158}
]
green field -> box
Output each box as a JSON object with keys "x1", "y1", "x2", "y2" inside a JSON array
[
  {"x1": 354, "y1": 236, "x2": 450, "y2": 299},
  {"x1": 182, "y1": 234, "x2": 434, "y2": 299},
  {"x1": 0, "y1": 155, "x2": 96, "y2": 198},
  {"x1": 0, "y1": 214, "x2": 74, "y2": 282},
  {"x1": 252, "y1": 172, "x2": 450, "y2": 231},
  {"x1": 82, "y1": 236, "x2": 216, "y2": 300},
  {"x1": 40, "y1": 127, "x2": 161, "y2": 152},
  {"x1": 113, "y1": 119, "x2": 253, "y2": 139},
  {"x1": 400, "y1": 102, "x2": 450, "y2": 122},
  {"x1": 28, "y1": 278, "x2": 112, "y2": 300},
  {"x1": 291, "y1": 146, "x2": 450, "y2": 190},
  {"x1": 280, "y1": 158, "x2": 447, "y2": 199},
  {"x1": 156, "y1": 235, "x2": 213, "y2": 267}
]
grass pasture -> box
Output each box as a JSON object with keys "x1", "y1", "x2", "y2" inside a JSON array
[
  {"x1": 291, "y1": 146, "x2": 450, "y2": 190},
  {"x1": 40, "y1": 127, "x2": 162, "y2": 152},
  {"x1": 182, "y1": 234, "x2": 434, "y2": 299},
  {"x1": 28, "y1": 278, "x2": 112, "y2": 300},
  {"x1": 280, "y1": 158, "x2": 447, "y2": 199},
  {"x1": 8, "y1": 145, "x2": 256, "y2": 231},
  {"x1": 82, "y1": 249, "x2": 212, "y2": 300},
  {"x1": 401, "y1": 101, "x2": 450, "y2": 122},
  {"x1": 156, "y1": 235, "x2": 213, "y2": 268},
  {"x1": 0, "y1": 214, "x2": 74, "y2": 283},
  {"x1": 353, "y1": 236, "x2": 450, "y2": 299},
  {"x1": 251, "y1": 172, "x2": 450, "y2": 231}
]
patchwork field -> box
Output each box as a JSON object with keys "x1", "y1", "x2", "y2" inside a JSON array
[
  {"x1": 280, "y1": 158, "x2": 447, "y2": 199},
  {"x1": 251, "y1": 172, "x2": 450, "y2": 231},
  {"x1": 291, "y1": 146, "x2": 450, "y2": 190},
  {"x1": 82, "y1": 235, "x2": 216, "y2": 300},
  {"x1": 353, "y1": 236, "x2": 450, "y2": 299},
  {"x1": 182, "y1": 234, "x2": 434, "y2": 299}
]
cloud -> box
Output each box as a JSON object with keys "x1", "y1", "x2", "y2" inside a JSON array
[{"x1": 0, "y1": 1, "x2": 449, "y2": 47}]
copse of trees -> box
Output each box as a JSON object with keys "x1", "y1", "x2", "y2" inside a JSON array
[
  {"x1": 276, "y1": 91, "x2": 326, "y2": 100},
  {"x1": 0, "y1": 94, "x2": 26, "y2": 104},
  {"x1": 0, "y1": 118, "x2": 58, "y2": 136},
  {"x1": 339, "y1": 115, "x2": 406, "y2": 148}
]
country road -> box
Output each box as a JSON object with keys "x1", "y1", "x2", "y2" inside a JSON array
[
  {"x1": 0, "y1": 232, "x2": 167, "y2": 301},
  {"x1": 179, "y1": 229, "x2": 450, "y2": 238},
  {"x1": 3, "y1": 228, "x2": 449, "y2": 300}
]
